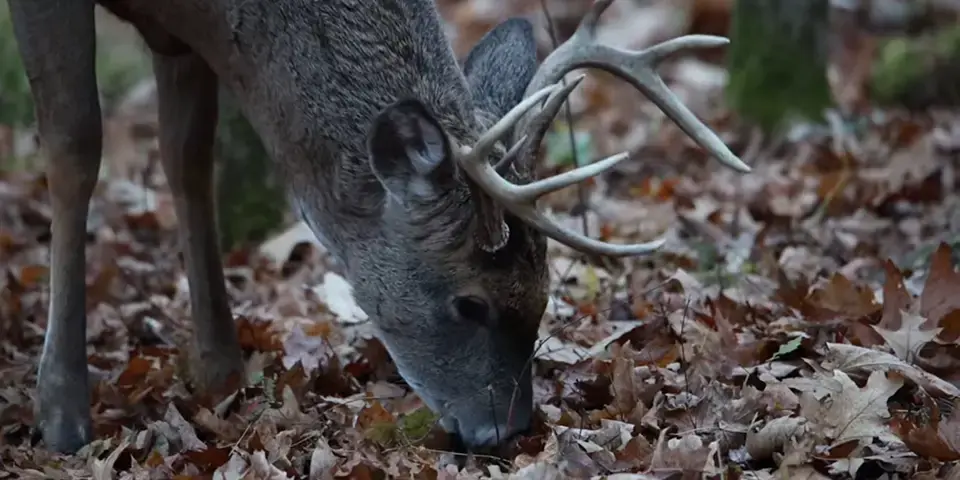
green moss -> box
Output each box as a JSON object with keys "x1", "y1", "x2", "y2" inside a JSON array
[
  {"x1": 871, "y1": 25, "x2": 960, "y2": 108},
  {"x1": 361, "y1": 406, "x2": 440, "y2": 448},
  {"x1": 399, "y1": 407, "x2": 439, "y2": 441},
  {"x1": 0, "y1": 4, "x2": 34, "y2": 127},
  {"x1": 364, "y1": 421, "x2": 400, "y2": 447},
  {"x1": 725, "y1": 0, "x2": 833, "y2": 132}
]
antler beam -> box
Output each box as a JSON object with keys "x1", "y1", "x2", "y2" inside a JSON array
[{"x1": 457, "y1": 0, "x2": 750, "y2": 257}]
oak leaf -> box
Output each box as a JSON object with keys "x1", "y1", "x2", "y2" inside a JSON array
[
  {"x1": 809, "y1": 370, "x2": 903, "y2": 447},
  {"x1": 822, "y1": 343, "x2": 960, "y2": 397},
  {"x1": 873, "y1": 310, "x2": 941, "y2": 362},
  {"x1": 920, "y1": 243, "x2": 960, "y2": 331}
]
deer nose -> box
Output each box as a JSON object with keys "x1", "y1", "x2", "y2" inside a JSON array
[
  {"x1": 452, "y1": 418, "x2": 532, "y2": 456},
  {"x1": 461, "y1": 427, "x2": 533, "y2": 459}
]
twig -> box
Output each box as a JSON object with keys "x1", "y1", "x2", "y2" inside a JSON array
[
  {"x1": 540, "y1": 0, "x2": 590, "y2": 238},
  {"x1": 808, "y1": 110, "x2": 854, "y2": 223}
]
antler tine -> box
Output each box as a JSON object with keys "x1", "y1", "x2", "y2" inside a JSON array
[
  {"x1": 457, "y1": 0, "x2": 751, "y2": 257},
  {"x1": 457, "y1": 81, "x2": 568, "y2": 254},
  {"x1": 517, "y1": 200, "x2": 667, "y2": 256},
  {"x1": 457, "y1": 137, "x2": 669, "y2": 256},
  {"x1": 521, "y1": 0, "x2": 751, "y2": 173},
  {"x1": 493, "y1": 134, "x2": 527, "y2": 174},
  {"x1": 493, "y1": 74, "x2": 586, "y2": 175},
  {"x1": 512, "y1": 151, "x2": 630, "y2": 201},
  {"x1": 456, "y1": 80, "x2": 669, "y2": 257},
  {"x1": 469, "y1": 83, "x2": 560, "y2": 164}
]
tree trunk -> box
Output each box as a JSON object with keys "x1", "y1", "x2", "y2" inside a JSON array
[
  {"x1": 725, "y1": 0, "x2": 833, "y2": 132},
  {"x1": 214, "y1": 92, "x2": 288, "y2": 253}
]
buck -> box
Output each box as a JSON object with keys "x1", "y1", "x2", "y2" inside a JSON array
[{"x1": 9, "y1": 0, "x2": 749, "y2": 454}]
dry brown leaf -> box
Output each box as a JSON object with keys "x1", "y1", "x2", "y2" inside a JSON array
[
  {"x1": 745, "y1": 416, "x2": 808, "y2": 463},
  {"x1": 649, "y1": 431, "x2": 719, "y2": 476},
  {"x1": 808, "y1": 370, "x2": 903, "y2": 447},
  {"x1": 822, "y1": 342, "x2": 960, "y2": 397},
  {"x1": 774, "y1": 465, "x2": 833, "y2": 480},
  {"x1": 248, "y1": 450, "x2": 294, "y2": 479},
  {"x1": 873, "y1": 310, "x2": 941, "y2": 362},
  {"x1": 281, "y1": 324, "x2": 334, "y2": 374},
  {"x1": 610, "y1": 342, "x2": 639, "y2": 416},
  {"x1": 163, "y1": 404, "x2": 206, "y2": 451},
  {"x1": 194, "y1": 407, "x2": 244, "y2": 441},
  {"x1": 259, "y1": 385, "x2": 314, "y2": 430},
  {"x1": 808, "y1": 273, "x2": 881, "y2": 319},
  {"x1": 879, "y1": 259, "x2": 913, "y2": 331},
  {"x1": 921, "y1": 243, "x2": 960, "y2": 330},
  {"x1": 357, "y1": 400, "x2": 395, "y2": 430},
  {"x1": 891, "y1": 413, "x2": 960, "y2": 462},
  {"x1": 90, "y1": 437, "x2": 131, "y2": 480},
  {"x1": 860, "y1": 133, "x2": 943, "y2": 204},
  {"x1": 4, "y1": 2, "x2": 960, "y2": 477},
  {"x1": 308, "y1": 436, "x2": 339, "y2": 480}
]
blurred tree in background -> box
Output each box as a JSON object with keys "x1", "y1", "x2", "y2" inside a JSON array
[
  {"x1": 0, "y1": 3, "x2": 287, "y2": 253},
  {"x1": 724, "y1": 0, "x2": 833, "y2": 133},
  {"x1": 213, "y1": 93, "x2": 288, "y2": 253},
  {"x1": 722, "y1": 0, "x2": 960, "y2": 131},
  {"x1": 0, "y1": 6, "x2": 33, "y2": 128},
  {"x1": 870, "y1": 23, "x2": 960, "y2": 109},
  {"x1": 3, "y1": 0, "x2": 957, "y2": 252}
]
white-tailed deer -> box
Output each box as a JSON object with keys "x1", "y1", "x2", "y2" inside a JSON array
[{"x1": 8, "y1": 0, "x2": 749, "y2": 454}]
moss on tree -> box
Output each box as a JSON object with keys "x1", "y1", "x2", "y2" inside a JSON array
[
  {"x1": 725, "y1": 0, "x2": 833, "y2": 132},
  {"x1": 214, "y1": 93, "x2": 287, "y2": 253},
  {"x1": 871, "y1": 25, "x2": 960, "y2": 109},
  {"x1": 0, "y1": 4, "x2": 35, "y2": 128}
]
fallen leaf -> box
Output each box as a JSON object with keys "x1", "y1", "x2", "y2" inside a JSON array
[
  {"x1": 282, "y1": 324, "x2": 334, "y2": 374},
  {"x1": 873, "y1": 310, "x2": 941, "y2": 362},
  {"x1": 878, "y1": 259, "x2": 913, "y2": 330},
  {"x1": 808, "y1": 370, "x2": 904, "y2": 447},
  {"x1": 312, "y1": 272, "x2": 368, "y2": 324},
  {"x1": 163, "y1": 404, "x2": 206, "y2": 451},
  {"x1": 90, "y1": 436, "x2": 131, "y2": 480},
  {"x1": 259, "y1": 221, "x2": 325, "y2": 267},
  {"x1": 308, "y1": 436, "x2": 339, "y2": 480},
  {"x1": 921, "y1": 243, "x2": 960, "y2": 329},
  {"x1": 745, "y1": 416, "x2": 808, "y2": 462},
  {"x1": 822, "y1": 342, "x2": 960, "y2": 397},
  {"x1": 808, "y1": 273, "x2": 881, "y2": 319}
]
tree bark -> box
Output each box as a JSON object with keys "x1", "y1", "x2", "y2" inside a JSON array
[
  {"x1": 214, "y1": 92, "x2": 287, "y2": 253},
  {"x1": 726, "y1": 0, "x2": 833, "y2": 132}
]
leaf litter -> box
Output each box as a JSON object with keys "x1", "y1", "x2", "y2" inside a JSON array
[{"x1": 3, "y1": 0, "x2": 960, "y2": 478}]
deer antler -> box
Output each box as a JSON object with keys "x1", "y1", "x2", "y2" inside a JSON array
[{"x1": 457, "y1": 0, "x2": 750, "y2": 257}]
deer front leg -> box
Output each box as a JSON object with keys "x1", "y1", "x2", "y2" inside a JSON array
[
  {"x1": 152, "y1": 52, "x2": 244, "y2": 394},
  {"x1": 8, "y1": 0, "x2": 102, "y2": 453}
]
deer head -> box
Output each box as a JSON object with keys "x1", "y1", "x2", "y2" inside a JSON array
[{"x1": 354, "y1": 0, "x2": 749, "y2": 451}]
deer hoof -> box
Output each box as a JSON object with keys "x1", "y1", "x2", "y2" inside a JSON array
[{"x1": 35, "y1": 376, "x2": 93, "y2": 454}]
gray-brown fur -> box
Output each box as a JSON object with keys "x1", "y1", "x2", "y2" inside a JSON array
[{"x1": 11, "y1": 0, "x2": 549, "y2": 453}]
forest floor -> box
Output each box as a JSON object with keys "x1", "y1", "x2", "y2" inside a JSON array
[{"x1": 3, "y1": 1, "x2": 960, "y2": 479}]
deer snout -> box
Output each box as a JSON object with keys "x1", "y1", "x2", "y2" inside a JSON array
[
  {"x1": 446, "y1": 386, "x2": 533, "y2": 452},
  {"x1": 458, "y1": 417, "x2": 531, "y2": 451}
]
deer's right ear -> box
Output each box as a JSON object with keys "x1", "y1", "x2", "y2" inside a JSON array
[{"x1": 367, "y1": 99, "x2": 458, "y2": 205}]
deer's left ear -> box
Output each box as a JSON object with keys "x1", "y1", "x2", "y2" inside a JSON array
[
  {"x1": 367, "y1": 99, "x2": 458, "y2": 205},
  {"x1": 462, "y1": 18, "x2": 538, "y2": 120}
]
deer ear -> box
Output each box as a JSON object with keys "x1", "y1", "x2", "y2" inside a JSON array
[
  {"x1": 368, "y1": 99, "x2": 457, "y2": 204},
  {"x1": 463, "y1": 18, "x2": 538, "y2": 119}
]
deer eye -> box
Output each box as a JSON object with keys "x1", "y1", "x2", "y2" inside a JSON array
[{"x1": 453, "y1": 296, "x2": 494, "y2": 325}]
